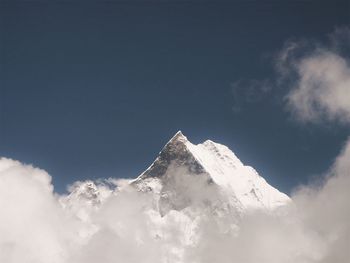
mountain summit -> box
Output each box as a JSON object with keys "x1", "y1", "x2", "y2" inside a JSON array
[{"x1": 138, "y1": 131, "x2": 207, "y2": 180}]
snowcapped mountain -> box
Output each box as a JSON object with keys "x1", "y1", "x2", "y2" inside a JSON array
[
  {"x1": 58, "y1": 131, "x2": 291, "y2": 262},
  {"x1": 133, "y1": 131, "x2": 289, "y2": 214}
]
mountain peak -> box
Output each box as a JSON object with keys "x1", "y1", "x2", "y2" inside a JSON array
[
  {"x1": 138, "y1": 131, "x2": 205, "y2": 180},
  {"x1": 167, "y1": 130, "x2": 187, "y2": 144}
]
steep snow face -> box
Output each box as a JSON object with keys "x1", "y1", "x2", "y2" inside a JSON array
[
  {"x1": 187, "y1": 138, "x2": 290, "y2": 209},
  {"x1": 134, "y1": 131, "x2": 290, "y2": 213}
]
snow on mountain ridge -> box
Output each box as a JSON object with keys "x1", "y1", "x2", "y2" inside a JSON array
[{"x1": 135, "y1": 131, "x2": 290, "y2": 212}]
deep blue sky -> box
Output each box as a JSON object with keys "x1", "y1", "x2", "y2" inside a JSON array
[{"x1": 0, "y1": 1, "x2": 349, "y2": 194}]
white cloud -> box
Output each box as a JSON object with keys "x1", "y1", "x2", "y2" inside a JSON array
[
  {"x1": 0, "y1": 158, "x2": 76, "y2": 263},
  {"x1": 273, "y1": 32, "x2": 350, "y2": 262},
  {"x1": 292, "y1": 138, "x2": 350, "y2": 262},
  {"x1": 0, "y1": 149, "x2": 349, "y2": 263},
  {"x1": 279, "y1": 28, "x2": 350, "y2": 124}
]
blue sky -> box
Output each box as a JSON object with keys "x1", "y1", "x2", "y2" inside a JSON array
[{"x1": 0, "y1": 0, "x2": 349, "y2": 193}]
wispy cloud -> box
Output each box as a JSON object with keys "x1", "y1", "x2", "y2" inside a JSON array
[
  {"x1": 277, "y1": 27, "x2": 350, "y2": 124},
  {"x1": 230, "y1": 26, "x2": 350, "y2": 126},
  {"x1": 230, "y1": 78, "x2": 272, "y2": 113}
]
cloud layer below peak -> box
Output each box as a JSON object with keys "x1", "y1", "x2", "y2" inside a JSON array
[{"x1": 0, "y1": 136, "x2": 350, "y2": 263}]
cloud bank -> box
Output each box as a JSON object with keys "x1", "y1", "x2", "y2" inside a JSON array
[
  {"x1": 0, "y1": 158, "x2": 75, "y2": 263},
  {"x1": 0, "y1": 140, "x2": 349, "y2": 263}
]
